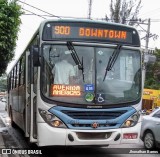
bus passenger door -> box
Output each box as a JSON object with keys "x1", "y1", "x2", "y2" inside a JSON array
[
  {"x1": 26, "y1": 50, "x2": 37, "y2": 143},
  {"x1": 25, "y1": 50, "x2": 30, "y2": 137}
]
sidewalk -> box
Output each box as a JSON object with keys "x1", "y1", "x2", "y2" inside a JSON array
[
  {"x1": 0, "y1": 114, "x2": 8, "y2": 157},
  {"x1": 0, "y1": 104, "x2": 30, "y2": 157},
  {"x1": 0, "y1": 114, "x2": 6, "y2": 135},
  {"x1": 0, "y1": 103, "x2": 19, "y2": 157}
]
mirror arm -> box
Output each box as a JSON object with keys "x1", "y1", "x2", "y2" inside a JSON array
[{"x1": 30, "y1": 45, "x2": 40, "y2": 67}]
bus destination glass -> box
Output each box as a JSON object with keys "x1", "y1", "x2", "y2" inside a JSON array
[{"x1": 42, "y1": 22, "x2": 140, "y2": 46}]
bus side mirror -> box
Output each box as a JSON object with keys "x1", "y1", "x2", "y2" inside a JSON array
[{"x1": 30, "y1": 45, "x2": 40, "y2": 66}]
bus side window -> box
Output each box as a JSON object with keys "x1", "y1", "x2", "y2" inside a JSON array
[
  {"x1": 20, "y1": 56, "x2": 25, "y2": 85},
  {"x1": 14, "y1": 66, "x2": 17, "y2": 89},
  {"x1": 11, "y1": 70, "x2": 14, "y2": 89},
  {"x1": 16, "y1": 62, "x2": 20, "y2": 87},
  {"x1": 7, "y1": 74, "x2": 11, "y2": 92},
  {"x1": 33, "y1": 66, "x2": 38, "y2": 94}
]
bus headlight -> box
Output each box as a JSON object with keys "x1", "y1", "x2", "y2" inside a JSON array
[
  {"x1": 38, "y1": 108, "x2": 67, "y2": 128},
  {"x1": 121, "y1": 112, "x2": 140, "y2": 128}
]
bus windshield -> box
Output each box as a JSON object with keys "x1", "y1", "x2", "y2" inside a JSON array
[{"x1": 41, "y1": 43, "x2": 141, "y2": 105}]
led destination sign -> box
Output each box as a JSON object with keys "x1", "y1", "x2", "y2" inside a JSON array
[
  {"x1": 52, "y1": 26, "x2": 130, "y2": 43},
  {"x1": 43, "y1": 21, "x2": 140, "y2": 46},
  {"x1": 54, "y1": 26, "x2": 127, "y2": 41},
  {"x1": 51, "y1": 84, "x2": 81, "y2": 96}
]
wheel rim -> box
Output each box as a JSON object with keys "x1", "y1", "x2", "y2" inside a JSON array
[{"x1": 144, "y1": 132, "x2": 154, "y2": 149}]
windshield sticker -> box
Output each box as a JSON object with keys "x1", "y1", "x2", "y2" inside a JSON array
[
  {"x1": 97, "y1": 94, "x2": 105, "y2": 103},
  {"x1": 85, "y1": 93, "x2": 94, "y2": 102},
  {"x1": 84, "y1": 84, "x2": 94, "y2": 92},
  {"x1": 98, "y1": 51, "x2": 103, "y2": 55},
  {"x1": 51, "y1": 84, "x2": 81, "y2": 96}
]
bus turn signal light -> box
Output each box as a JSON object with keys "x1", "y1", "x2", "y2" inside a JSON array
[
  {"x1": 124, "y1": 120, "x2": 132, "y2": 127},
  {"x1": 38, "y1": 108, "x2": 67, "y2": 128},
  {"x1": 121, "y1": 112, "x2": 140, "y2": 128},
  {"x1": 51, "y1": 120, "x2": 61, "y2": 127}
]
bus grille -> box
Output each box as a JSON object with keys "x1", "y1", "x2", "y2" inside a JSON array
[{"x1": 61, "y1": 110, "x2": 127, "y2": 120}]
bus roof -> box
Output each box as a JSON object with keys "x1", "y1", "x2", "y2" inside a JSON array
[{"x1": 40, "y1": 18, "x2": 137, "y2": 29}]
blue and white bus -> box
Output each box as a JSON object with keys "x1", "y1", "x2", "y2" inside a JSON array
[{"x1": 7, "y1": 19, "x2": 143, "y2": 146}]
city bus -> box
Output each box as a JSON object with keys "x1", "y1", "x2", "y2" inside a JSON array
[{"x1": 7, "y1": 19, "x2": 143, "y2": 146}]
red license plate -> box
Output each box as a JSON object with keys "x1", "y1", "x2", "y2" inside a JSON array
[{"x1": 123, "y1": 133, "x2": 138, "y2": 139}]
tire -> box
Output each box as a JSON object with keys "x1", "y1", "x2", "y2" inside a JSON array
[{"x1": 143, "y1": 131, "x2": 156, "y2": 150}]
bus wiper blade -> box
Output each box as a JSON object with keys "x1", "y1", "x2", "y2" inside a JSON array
[
  {"x1": 103, "y1": 44, "x2": 122, "y2": 81},
  {"x1": 67, "y1": 41, "x2": 83, "y2": 70},
  {"x1": 67, "y1": 41, "x2": 84, "y2": 82},
  {"x1": 81, "y1": 56, "x2": 84, "y2": 82}
]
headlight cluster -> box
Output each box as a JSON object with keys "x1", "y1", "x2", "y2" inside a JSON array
[
  {"x1": 121, "y1": 112, "x2": 140, "y2": 128},
  {"x1": 39, "y1": 108, "x2": 67, "y2": 128}
]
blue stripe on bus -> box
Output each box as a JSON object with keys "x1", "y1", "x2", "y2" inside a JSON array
[{"x1": 48, "y1": 106, "x2": 136, "y2": 130}]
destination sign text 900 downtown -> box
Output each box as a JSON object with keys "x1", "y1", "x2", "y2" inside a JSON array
[{"x1": 52, "y1": 25, "x2": 132, "y2": 42}]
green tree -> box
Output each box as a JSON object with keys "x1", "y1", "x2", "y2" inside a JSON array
[
  {"x1": 106, "y1": 0, "x2": 142, "y2": 25},
  {"x1": 144, "y1": 49, "x2": 160, "y2": 89},
  {"x1": 0, "y1": 0, "x2": 22, "y2": 76},
  {"x1": 0, "y1": 73, "x2": 7, "y2": 91}
]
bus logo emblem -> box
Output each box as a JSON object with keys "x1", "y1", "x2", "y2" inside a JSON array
[{"x1": 91, "y1": 122, "x2": 99, "y2": 129}]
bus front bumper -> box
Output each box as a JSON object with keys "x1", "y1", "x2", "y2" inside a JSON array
[{"x1": 37, "y1": 122, "x2": 141, "y2": 146}]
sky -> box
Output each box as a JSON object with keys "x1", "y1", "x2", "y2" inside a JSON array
[{"x1": 7, "y1": 0, "x2": 160, "y2": 72}]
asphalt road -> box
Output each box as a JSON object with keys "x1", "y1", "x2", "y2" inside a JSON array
[{"x1": 0, "y1": 101, "x2": 159, "y2": 157}]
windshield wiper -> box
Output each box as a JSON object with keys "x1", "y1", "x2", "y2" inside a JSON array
[
  {"x1": 103, "y1": 44, "x2": 122, "y2": 81},
  {"x1": 67, "y1": 41, "x2": 84, "y2": 82}
]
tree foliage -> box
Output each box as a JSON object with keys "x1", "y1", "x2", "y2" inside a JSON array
[
  {"x1": 0, "y1": 0, "x2": 22, "y2": 76},
  {"x1": 0, "y1": 74, "x2": 7, "y2": 91},
  {"x1": 144, "y1": 49, "x2": 160, "y2": 90},
  {"x1": 106, "y1": 0, "x2": 141, "y2": 25}
]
